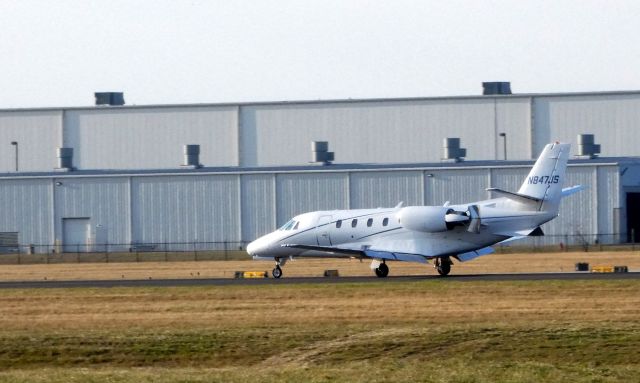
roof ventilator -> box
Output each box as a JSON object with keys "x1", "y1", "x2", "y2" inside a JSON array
[
  {"x1": 182, "y1": 145, "x2": 202, "y2": 169},
  {"x1": 482, "y1": 82, "x2": 512, "y2": 95},
  {"x1": 55, "y1": 147, "x2": 74, "y2": 172},
  {"x1": 311, "y1": 141, "x2": 334, "y2": 165},
  {"x1": 442, "y1": 138, "x2": 466, "y2": 162},
  {"x1": 94, "y1": 92, "x2": 125, "y2": 106},
  {"x1": 576, "y1": 134, "x2": 600, "y2": 159}
]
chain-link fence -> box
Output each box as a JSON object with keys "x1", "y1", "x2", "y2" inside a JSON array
[{"x1": 0, "y1": 235, "x2": 639, "y2": 265}]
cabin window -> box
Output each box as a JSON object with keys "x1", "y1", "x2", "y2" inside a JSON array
[
  {"x1": 382, "y1": 217, "x2": 389, "y2": 226},
  {"x1": 351, "y1": 219, "x2": 358, "y2": 228},
  {"x1": 367, "y1": 218, "x2": 373, "y2": 227},
  {"x1": 336, "y1": 220, "x2": 342, "y2": 228}
]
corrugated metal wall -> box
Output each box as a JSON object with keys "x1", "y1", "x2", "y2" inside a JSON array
[
  {"x1": 0, "y1": 179, "x2": 52, "y2": 246},
  {"x1": 53, "y1": 177, "x2": 130, "y2": 249},
  {"x1": 241, "y1": 174, "x2": 276, "y2": 241},
  {"x1": 0, "y1": 162, "x2": 627, "y2": 251},
  {"x1": 276, "y1": 173, "x2": 348, "y2": 226},
  {"x1": 131, "y1": 175, "x2": 241, "y2": 250},
  {"x1": 350, "y1": 171, "x2": 423, "y2": 208},
  {"x1": 64, "y1": 106, "x2": 239, "y2": 170}
]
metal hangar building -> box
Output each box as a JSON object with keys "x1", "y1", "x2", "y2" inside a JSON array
[{"x1": 1, "y1": 87, "x2": 639, "y2": 252}]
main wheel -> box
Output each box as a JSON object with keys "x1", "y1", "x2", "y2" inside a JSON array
[
  {"x1": 436, "y1": 258, "x2": 451, "y2": 276},
  {"x1": 272, "y1": 265, "x2": 283, "y2": 279},
  {"x1": 374, "y1": 263, "x2": 389, "y2": 278}
]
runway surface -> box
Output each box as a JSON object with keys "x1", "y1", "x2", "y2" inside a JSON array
[{"x1": 0, "y1": 272, "x2": 639, "y2": 289}]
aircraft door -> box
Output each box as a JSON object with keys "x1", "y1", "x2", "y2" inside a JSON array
[{"x1": 316, "y1": 215, "x2": 333, "y2": 246}]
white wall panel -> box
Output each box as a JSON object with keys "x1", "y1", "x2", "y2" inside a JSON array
[
  {"x1": 132, "y1": 175, "x2": 240, "y2": 248},
  {"x1": 425, "y1": 168, "x2": 489, "y2": 205},
  {"x1": 533, "y1": 94, "x2": 640, "y2": 157},
  {"x1": 350, "y1": 171, "x2": 422, "y2": 209},
  {"x1": 0, "y1": 179, "x2": 52, "y2": 246},
  {"x1": 65, "y1": 106, "x2": 238, "y2": 170},
  {"x1": 276, "y1": 173, "x2": 348, "y2": 226},
  {"x1": 241, "y1": 98, "x2": 532, "y2": 166},
  {"x1": 53, "y1": 177, "x2": 130, "y2": 248},
  {"x1": 241, "y1": 174, "x2": 275, "y2": 242},
  {"x1": 0, "y1": 111, "x2": 61, "y2": 172}
]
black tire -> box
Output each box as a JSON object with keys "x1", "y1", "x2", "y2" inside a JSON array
[
  {"x1": 272, "y1": 266, "x2": 283, "y2": 279},
  {"x1": 374, "y1": 263, "x2": 389, "y2": 278},
  {"x1": 436, "y1": 258, "x2": 451, "y2": 276}
]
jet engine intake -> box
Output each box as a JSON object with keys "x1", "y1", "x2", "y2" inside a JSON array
[{"x1": 397, "y1": 206, "x2": 463, "y2": 233}]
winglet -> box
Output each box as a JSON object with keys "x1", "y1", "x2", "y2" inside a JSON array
[{"x1": 394, "y1": 201, "x2": 404, "y2": 209}]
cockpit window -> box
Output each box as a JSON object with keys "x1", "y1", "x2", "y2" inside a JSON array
[{"x1": 279, "y1": 219, "x2": 299, "y2": 231}]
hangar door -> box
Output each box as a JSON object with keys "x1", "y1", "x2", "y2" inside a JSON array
[
  {"x1": 627, "y1": 193, "x2": 640, "y2": 243},
  {"x1": 63, "y1": 218, "x2": 90, "y2": 252}
]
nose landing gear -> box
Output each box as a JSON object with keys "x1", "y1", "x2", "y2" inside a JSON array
[{"x1": 272, "y1": 258, "x2": 287, "y2": 279}]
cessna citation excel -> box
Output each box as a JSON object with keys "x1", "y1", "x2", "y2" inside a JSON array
[{"x1": 247, "y1": 142, "x2": 582, "y2": 278}]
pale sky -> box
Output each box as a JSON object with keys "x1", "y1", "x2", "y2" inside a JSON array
[{"x1": 1, "y1": 0, "x2": 640, "y2": 108}]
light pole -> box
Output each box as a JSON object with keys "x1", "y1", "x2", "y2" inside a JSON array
[
  {"x1": 10, "y1": 141, "x2": 18, "y2": 172},
  {"x1": 499, "y1": 133, "x2": 507, "y2": 160}
]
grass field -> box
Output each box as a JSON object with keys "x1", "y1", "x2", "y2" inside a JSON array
[
  {"x1": 0, "y1": 278, "x2": 639, "y2": 382},
  {"x1": 0, "y1": 250, "x2": 639, "y2": 281}
]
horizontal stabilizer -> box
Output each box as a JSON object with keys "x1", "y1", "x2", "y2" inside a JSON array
[
  {"x1": 455, "y1": 247, "x2": 494, "y2": 262},
  {"x1": 561, "y1": 185, "x2": 584, "y2": 197},
  {"x1": 486, "y1": 188, "x2": 541, "y2": 203}
]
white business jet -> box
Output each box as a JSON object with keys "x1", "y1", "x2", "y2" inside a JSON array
[{"x1": 247, "y1": 142, "x2": 582, "y2": 278}]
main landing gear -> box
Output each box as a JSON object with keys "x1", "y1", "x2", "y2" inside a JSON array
[
  {"x1": 434, "y1": 256, "x2": 452, "y2": 276},
  {"x1": 374, "y1": 261, "x2": 389, "y2": 278}
]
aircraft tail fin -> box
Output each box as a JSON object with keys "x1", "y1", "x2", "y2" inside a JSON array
[{"x1": 516, "y1": 142, "x2": 571, "y2": 213}]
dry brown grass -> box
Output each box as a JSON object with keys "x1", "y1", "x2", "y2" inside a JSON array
[
  {"x1": 1, "y1": 279, "x2": 639, "y2": 332},
  {"x1": 0, "y1": 250, "x2": 638, "y2": 281}
]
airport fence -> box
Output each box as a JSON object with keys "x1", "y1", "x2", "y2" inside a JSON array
[{"x1": 0, "y1": 234, "x2": 639, "y2": 265}]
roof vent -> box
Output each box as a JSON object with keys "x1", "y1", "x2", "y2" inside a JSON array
[
  {"x1": 442, "y1": 138, "x2": 466, "y2": 162},
  {"x1": 94, "y1": 92, "x2": 125, "y2": 106},
  {"x1": 311, "y1": 141, "x2": 334, "y2": 165},
  {"x1": 482, "y1": 82, "x2": 512, "y2": 95},
  {"x1": 576, "y1": 134, "x2": 600, "y2": 159},
  {"x1": 55, "y1": 147, "x2": 74, "y2": 172},
  {"x1": 181, "y1": 145, "x2": 202, "y2": 169}
]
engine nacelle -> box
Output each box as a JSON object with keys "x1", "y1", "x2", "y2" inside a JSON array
[{"x1": 397, "y1": 206, "x2": 453, "y2": 233}]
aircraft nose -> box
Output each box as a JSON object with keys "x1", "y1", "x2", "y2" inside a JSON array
[{"x1": 246, "y1": 240, "x2": 258, "y2": 256}]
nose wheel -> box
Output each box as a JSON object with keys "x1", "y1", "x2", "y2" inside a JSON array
[{"x1": 272, "y1": 265, "x2": 283, "y2": 279}]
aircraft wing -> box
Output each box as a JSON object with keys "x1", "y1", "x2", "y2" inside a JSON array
[
  {"x1": 281, "y1": 244, "x2": 428, "y2": 263},
  {"x1": 561, "y1": 185, "x2": 584, "y2": 197},
  {"x1": 486, "y1": 188, "x2": 542, "y2": 203}
]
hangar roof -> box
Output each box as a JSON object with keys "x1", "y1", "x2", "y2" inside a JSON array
[
  {"x1": 1, "y1": 90, "x2": 640, "y2": 113},
  {"x1": 0, "y1": 157, "x2": 638, "y2": 179}
]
